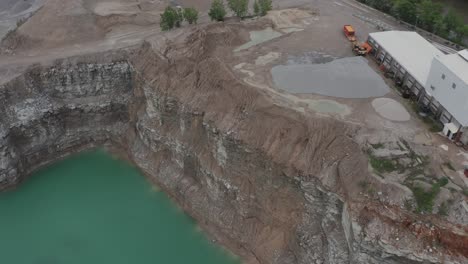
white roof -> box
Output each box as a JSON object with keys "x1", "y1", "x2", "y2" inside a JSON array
[
  {"x1": 459, "y1": 49, "x2": 468, "y2": 61},
  {"x1": 436, "y1": 50, "x2": 468, "y2": 85},
  {"x1": 369, "y1": 31, "x2": 443, "y2": 86}
]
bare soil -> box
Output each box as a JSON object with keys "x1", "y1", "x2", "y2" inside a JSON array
[{"x1": 0, "y1": 0, "x2": 467, "y2": 262}]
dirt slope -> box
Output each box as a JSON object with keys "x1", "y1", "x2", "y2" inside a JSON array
[{"x1": 1, "y1": 0, "x2": 163, "y2": 52}]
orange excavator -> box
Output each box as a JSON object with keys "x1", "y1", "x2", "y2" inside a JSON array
[{"x1": 343, "y1": 25, "x2": 372, "y2": 56}]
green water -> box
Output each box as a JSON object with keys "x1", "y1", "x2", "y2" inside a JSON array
[{"x1": 0, "y1": 150, "x2": 240, "y2": 264}]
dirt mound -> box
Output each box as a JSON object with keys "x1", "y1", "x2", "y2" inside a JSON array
[
  {"x1": 1, "y1": 0, "x2": 163, "y2": 52},
  {"x1": 266, "y1": 8, "x2": 317, "y2": 30},
  {"x1": 1, "y1": 0, "x2": 104, "y2": 51},
  {"x1": 129, "y1": 24, "x2": 468, "y2": 263}
]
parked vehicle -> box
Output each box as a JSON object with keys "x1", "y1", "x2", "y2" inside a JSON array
[{"x1": 343, "y1": 25, "x2": 356, "y2": 42}]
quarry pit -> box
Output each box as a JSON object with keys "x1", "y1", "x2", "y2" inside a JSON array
[{"x1": 0, "y1": 1, "x2": 467, "y2": 264}]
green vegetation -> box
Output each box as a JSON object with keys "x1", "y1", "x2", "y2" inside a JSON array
[
  {"x1": 253, "y1": 0, "x2": 260, "y2": 16},
  {"x1": 160, "y1": 6, "x2": 183, "y2": 31},
  {"x1": 209, "y1": 0, "x2": 227, "y2": 21},
  {"x1": 410, "y1": 183, "x2": 439, "y2": 213},
  {"x1": 367, "y1": 139, "x2": 427, "y2": 175},
  {"x1": 409, "y1": 177, "x2": 448, "y2": 213},
  {"x1": 357, "y1": 0, "x2": 468, "y2": 45},
  {"x1": 443, "y1": 162, "x2": 456, "y2": 171},
  {"x1": 259, "y1": 0, "x2": 272, "y2": 16},
  {"x1": 437, "y1": 177, "x2": 449, "y2": 187},
  {"x1": 228, "y1": 0, "x2": 249, "y2": 19},
  {"x1": 183, "y1": 8, "x2": 199, "y2": 24},
  {"x1": 368, "y1": 153, "x2": 399, "y2": 174},
  {"x1": 371, "y1": 143, "x2": 385, "y2": 149}
]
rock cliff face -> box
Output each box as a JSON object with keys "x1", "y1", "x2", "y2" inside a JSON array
[
  {"x1": 0, "y1": 25, "x2": 466, "y2": 264},
  {"x1": 0, "y1": 52, "x2": 133, "y2": 187}
]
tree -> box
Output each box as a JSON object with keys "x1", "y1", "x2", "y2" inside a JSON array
[
  {"x1": 209, "y1": 0, "x2": 227, "y2": 21},
  {"x1": 258, "y1": 0, "x2": 272, "y2": 16},
  {"x1": 175, "y1": 8, "x2": 184, "y2": 27},
  {"x1": 391, "y1": 0, "x2": 417, "y2": 25},
  {"x1": 453, "y1": 24, "x2": 468, "y2": 44},
  {"x1": 433, "y1": 16, "x2": 449, "y2": 38},
  {"x1": 183, "y1": 7, "x2": 199, "y2": 24},
  {"x1": 417, "y1": 0, "x2": 444, "y2": 32},
  {"x1": 228, "y1": 0, "x2": 249, "y2": 19},
  {"x1": 253, "y1": 0, "x2": 260, "y2": 16},
  {"x1": 160, "y1": 6, "x2": 179, "y2": 31},
  {"x1": 444, "y1": 9, "x2": 463, "y2": 32}
]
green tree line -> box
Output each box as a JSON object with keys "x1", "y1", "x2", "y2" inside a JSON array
[
  {"x1": 160, "y1": 6, "x2": 199, "y2": 31},
  {"x1": 357, "y1": 0, "x2": 468, "y2": 44}
]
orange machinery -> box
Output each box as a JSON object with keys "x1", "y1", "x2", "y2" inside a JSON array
[
  {"x1": 353, "y1": 42, "x2": 372, "y2": 56},
  {"x1": 343, "y1": 25, "x2": 356, "y2": 42},
  {"x1": 344, "y1": 25, "x2": 372, "y2": 56}
]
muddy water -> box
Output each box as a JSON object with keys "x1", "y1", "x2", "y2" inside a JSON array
[
  {"x1": 234, "y1": 27, "x2": 282, "y2": 52},
  {"x1": 271, "y1": 57, "x2": 390, "y2": 98},
  {"x1": 0, "y1": 150, "x2": 239, "y2": 264}
]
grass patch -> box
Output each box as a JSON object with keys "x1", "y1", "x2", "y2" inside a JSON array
[
  {"x1": 370, "y1": 143, "x2": 385, "y2": 149},
  {"x1": 411, "y1": 183, "x2": 440, "y2": 213},
  {"x1": 437, "y1": 177, "x2": 449, "y2": 187},
  {"x1": 443, "y1": 162, "x2": 456, "y2": 171},
  {"x1": 368, "y1": 153, "x2": 398, "y2": 174},
  {"x1": 410, "y1": 178, "x2": 448, "y2": 213}
]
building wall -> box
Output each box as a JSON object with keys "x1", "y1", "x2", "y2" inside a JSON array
[{"x1": 426, "y1": 57, "x2": 468, "y2": 127}]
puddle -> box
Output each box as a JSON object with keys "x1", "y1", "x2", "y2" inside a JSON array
[
  {"x1": 234, "y1": 27, "x2": 282, "y2": 52},
  {"x1": 271, "y1": 56, "x2": 390, "y2": 98}
]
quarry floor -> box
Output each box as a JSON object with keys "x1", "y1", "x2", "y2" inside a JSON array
[
  {"x1": 1, "y1": 0, "x2": 467, "y2": 210},
  {"x1": 1, "y1": 0, "x2": 467, "y2": 259}
]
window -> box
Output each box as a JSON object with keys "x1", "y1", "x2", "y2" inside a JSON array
[
  {"x1": 430, "y1": 85, "x2": 436, "y2": 90},
  {"x1": 442, "y1": 74, "x2": 446, "y2": 79},
  {"x1": 452, "y1": 83, "x2": 456, "y2": 89}
]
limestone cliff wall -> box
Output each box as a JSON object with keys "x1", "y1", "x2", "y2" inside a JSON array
[
  {"x1": 0, "y1": 52, "x2": 133, "y2": 187},
  {"x1": 0, "y1": 25, "x2": 466, "y2": 264}
]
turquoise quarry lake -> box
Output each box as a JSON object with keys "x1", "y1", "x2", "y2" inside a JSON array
[{"x1": 0, "y1": 150, "x2": 239, "y2": 264}]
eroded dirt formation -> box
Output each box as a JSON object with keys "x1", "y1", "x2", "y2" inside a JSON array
[{"x1": 1, "y1": 24, "x2": 466, "y2": 264}]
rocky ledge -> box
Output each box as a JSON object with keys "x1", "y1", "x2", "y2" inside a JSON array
[{"x1": 0, "y1": 24, "x2": 466, "y2": 264}]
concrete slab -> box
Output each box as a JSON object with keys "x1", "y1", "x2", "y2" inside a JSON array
[{"x1": 372, "y1": 98, "x2": 410, "y2": 122}]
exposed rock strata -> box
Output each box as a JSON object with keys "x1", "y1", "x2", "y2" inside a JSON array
[{"x1": 0, "y1": 25, "x2": 466, "y2": 264}]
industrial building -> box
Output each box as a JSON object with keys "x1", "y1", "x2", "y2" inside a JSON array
[{"x1": 367, "y1": 31, "x2": 468, "y2": 144}]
